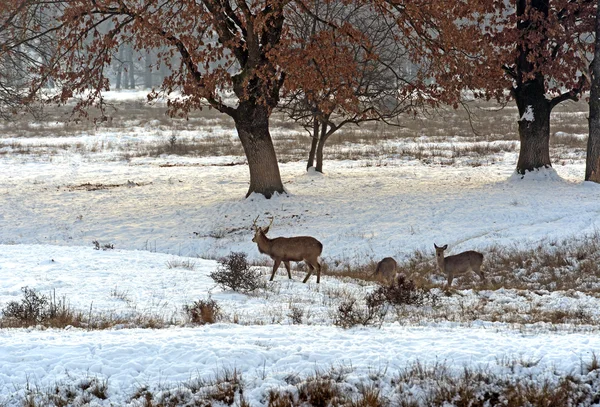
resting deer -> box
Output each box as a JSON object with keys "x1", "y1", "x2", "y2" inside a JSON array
[
  {"x1": 434, "y1": 244, "x2": 484, "y2": 288},
  {"x1": 373, "y1": 257, "x2": 398, "y2": 283},
  {"x1": 252, "y1": 217, "x2": 323, "y2": 283}
]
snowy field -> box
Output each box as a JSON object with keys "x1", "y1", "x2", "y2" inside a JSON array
[{"x1": 1, "y1": 92, "x2": 600, "y2": 405}]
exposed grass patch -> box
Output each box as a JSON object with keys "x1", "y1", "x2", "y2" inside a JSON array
[
  {"x1": 166, "y1": 258, "x2": 196, "y2": 270},
  {"x1": 1, "y1": 99, "x2": 589, "y2": 167},
  {"x1": 392, "y1": 360, "x2": 600, "y2": 407},
  {"x1": 5, "y1": 355, "x2": 600, "y2": 406},
  {"x1": 130, "y1": 368, "x2": 246, "y2": 407},
  {"x1": 0, "y1": 287, "x2": 175, "y2": 330},
  {"x1": 183, "y1": 298, "x2": 222, "y2": 325}
]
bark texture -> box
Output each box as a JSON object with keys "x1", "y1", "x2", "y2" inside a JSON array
[
  {"x1": 514, "y1": 78, "x2": 552, "y2": 174},
  {"x1": 587, "y1": 0, "x2": 600, "y2": 183},
  {"x1": 307, "y1": 116, "x2": 319, "y2": 170},
  {"x1": 235, "y1": 103, "x2": 285, "y2": 198},
  {"x1": 514, "y1": 0, "x2": 552, "y2": 174}
]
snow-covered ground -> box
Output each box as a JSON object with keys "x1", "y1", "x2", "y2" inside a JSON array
[{"x1": 1, "y1": 93, "x2": 599, "y2": 405}]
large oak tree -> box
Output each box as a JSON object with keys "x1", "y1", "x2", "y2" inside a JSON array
[
  {"x1": 409, "y1": 0, "x2": 594, "y2": 175},
  {"x1": 2, "y1": 0, "x2": 391, "y2": 198}
]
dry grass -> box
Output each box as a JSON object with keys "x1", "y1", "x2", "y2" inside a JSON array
[
  {"x1": 10, "y1": 356, "x2": 600, "y2": 407},
  {"x1": 354, "y1": 233, "x2": 600, "y2": 294},
  {"x1": 0, "y1": 287, "x2": 175, "y2": 330},
  {"x1": 392, "y1": 360, "x2": 600, "y2": 407},
  {"x1": 130, "y1": 368, "x2": 246, "y2": 407},
  {"x1": 1, "y1": 98, "x2": 590, "y2": 166},
  {"x1": 166, "y1": 258, "x2": 196, "y2": 270}
]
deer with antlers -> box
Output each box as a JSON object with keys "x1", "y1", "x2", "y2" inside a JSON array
[{"x1": 252, "y1": 217, "x2": 324, "y2": 283}]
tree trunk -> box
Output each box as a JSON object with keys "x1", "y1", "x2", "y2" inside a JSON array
[
  {"x1": 587, "y1": 0, "x2": 600, "y2": 183},
  {"x1": 234, "y1": 103, "x2": 285, "y2": 198},
  {"x1": 513, "y1": 0, "x2": 552, "y2": 175},
  {"x1": 514, "y1": 78, "x2": 552, "y2": 174},
  {"x1": 307, "y1": 115, "x2": 319, "y2": 170},
  {"x1": 126, "y1": 45, "x2": 135, "y2": 89},
  {"x1": 115, "y1": 45, "x2": 123, "y2": 90},
  {"x1": 315, "y1": 121, "x2": 328, "y2": 173},
  {"x1": 144, "y1": 51, "x2": 152, "y2": 89}
]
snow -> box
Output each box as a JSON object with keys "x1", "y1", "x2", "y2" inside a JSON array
[
  {"x1": 1, "y1": 323, "x2": 598, "y2": 406},
  {"x1": 520, "y1": 105, "x2": 535, "y2": 122},
  {"x1": 1, "y1": 100, "x2": 600, "y2": 405}
]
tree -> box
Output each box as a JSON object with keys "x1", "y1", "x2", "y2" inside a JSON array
[
  {"x1": 381, "y1": 0, "x2": 593, "y2": 176},
  {"x1": 0, "y1": 0, "x2": 56, "y2": 119},
  {"x1": 280, "y1": 2, "x2": 415, "y2": 173},
  {"x1": 5, "y1": 0, "x2": 395, "y2": 198},
  {"x1": 587, "y1": 0, "x2": 600, "y2": 183},
  {"x1": 508, "y1": 0, "x2": 590, "y2": 174}
]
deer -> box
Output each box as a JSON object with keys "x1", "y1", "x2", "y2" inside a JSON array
[
  {"x1": 252, "y1": 216, "x2": 324, "y2": 283},
  {"x1": 373, "y1": 257, "x2": 398, "y2": 284},
  {"x1": 434, "y1": 244, "x2": 484, "y2": 288}
]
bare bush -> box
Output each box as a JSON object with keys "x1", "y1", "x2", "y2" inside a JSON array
[
  {"x1": 210, "y1": 252, "x2": 264, "y2": 293},
  {"x1": 366, "y1": 274, "x2": 438, "y2": 309},
  {"x1": 183, "y1": 298, "x2": 222, "y2": 325},
  {"x1": 1, "y1": 287, "x2": 79, "y2": 327},
  {"x1": 333, "y1": 299, "x2": 387, "y2": 329}
]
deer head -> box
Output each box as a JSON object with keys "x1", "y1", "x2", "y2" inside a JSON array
[{"x1": 252, "y1": 216, "x2": 273, "y2": 243}]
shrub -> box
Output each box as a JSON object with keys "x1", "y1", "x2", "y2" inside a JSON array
[
  {"x1": 288, "y1": 305, "x2": 304, "y2": 325},
  {"x1": 333, "y1": 299, "x2": 387, "y2": 329},
  {"x1": 210, "y1": 252, "x2": 264, "y2": 293},
  {"x1": 183, "y1": 298, "x2": 222, "y2": 324},
  {"x1": 366, "y1": 274, "x2": 438, "y2": 309},
  {"x1": 1, "y1": 287, "x2": 79, "y2": 327}
]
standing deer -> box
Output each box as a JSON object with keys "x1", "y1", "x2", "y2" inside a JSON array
[
  {"x1": 252, "y1": 217, "x2": 323, "y2": 283},
  {"x1": 434, "y1": 244, "x2": 484, "y2": 288},
  {"x1": 373, "y1": 257, "x2": 398, "y2": 283}
]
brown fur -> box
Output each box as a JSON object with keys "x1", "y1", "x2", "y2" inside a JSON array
[
  {"x1": 374, "y1": 257, "x2": 398, "y2": 283},
  {"x1": 252, "y1": 221, "x2": 323, "y2": 283},
  {"x1": 434, "y1": 244, "x2": 484, "y2": 288}
]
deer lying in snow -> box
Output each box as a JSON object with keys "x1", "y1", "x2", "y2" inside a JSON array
[
  {"x1": 252, "y1": 217, "x2": 323, "y2": 283},
  {"x1": 434, "y1": 244, "x2": 484, "y2": 288}
]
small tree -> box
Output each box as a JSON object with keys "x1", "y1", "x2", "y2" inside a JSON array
[{"x1": 281, "y1": 2, "x2": 417, "y2": 173}]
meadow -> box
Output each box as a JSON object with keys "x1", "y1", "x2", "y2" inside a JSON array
[{"x1": 0, "y1": 92, "x2": 599, "y2": 406}]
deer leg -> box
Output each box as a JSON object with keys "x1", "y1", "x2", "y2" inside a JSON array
[
  {"x1": 476, "y1": 266, "x2": 485, "y2": 281},
  {"x1": 270, "y1": 259, "x2": 282, "y2": 281},
  {"x1": 316, "y1": 260, "x2": 321, "y2": 284},
  {"x1": 284, "y1": 261, "x2": 292, "y2": 279},
  {"x1": 446, "y1": 273, "x2": 453, "y2": 289},
  {"x1": 302, "y1": 262, "x2": 315, "y2": 283}
]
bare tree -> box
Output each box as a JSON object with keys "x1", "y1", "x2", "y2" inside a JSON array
[{"x1": 0, "y1": 1, "x2": 59, "y2": 119}]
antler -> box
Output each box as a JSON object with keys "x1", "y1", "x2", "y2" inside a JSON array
[
  {"x1": 252, "y1": 215, "x2": 260, "y2": 231},
  {"x1": 267, "y1": 216, "x2": 274, "y2": 229}
]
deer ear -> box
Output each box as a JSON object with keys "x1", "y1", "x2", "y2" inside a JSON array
[
  {"x1": 442, "y1": 245, "x2": 448, "y2": 250},
  {"x1": 434, "y1": 244, "x2": 439, "y2": 249},
  {"x1": 262, "y1": 226, "x2": 270, "y2": 234}
]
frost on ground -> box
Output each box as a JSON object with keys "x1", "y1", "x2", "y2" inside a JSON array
[{"x1": 0, "y1": 94, "x2": 599, "y2": 405}]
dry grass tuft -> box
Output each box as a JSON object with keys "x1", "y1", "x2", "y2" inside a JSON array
[
  {"x1": 183, "y1": 298, "x2": 222, "y2": 325},
  {"x1": 166, "y1": 258, "x2": 196, "y2": 270}
]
